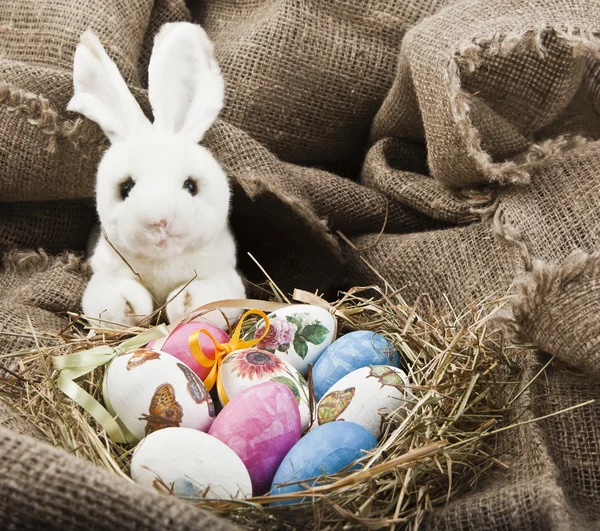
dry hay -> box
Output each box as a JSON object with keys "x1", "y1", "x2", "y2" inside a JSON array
[{"x1": 0, "y1": 278, "x2": 584, "y2": 530}]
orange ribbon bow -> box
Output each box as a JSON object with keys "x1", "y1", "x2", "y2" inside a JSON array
[{"x1": 188, "y1": 309, "x2": 271, "y2": 405}]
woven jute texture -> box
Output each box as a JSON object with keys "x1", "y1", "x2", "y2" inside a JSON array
[
  {"x1": 0, "y1": 3, "x2": 240, "y2": 527},
  {"x1": 0, "y1": 200, "x2": 96, "y2": 254},
  {"x1": 1, "y1": 0, "x2": 600, "y2": 528},
  {"x1": 370, "y1": 0, "x2": 600, "y2": 188},
  {"x1": 498, "y1": 250, "x2": 600, "y2": 377},
  {"x1": 0, "y1": 0, "x2": 152, "y2": 85},
  {"x1": 0, "y1": 251, "x2": 88, "y2": 365},
  {"x1": 422, "y1": 353, "x2": 600, "y2": 530},
  {"x1": 350, "y1": 138, "x2": 600, "y2": 308},
  {"x1": 191, "y1": 0, "x2": 453, "y2": 169},
  {"x1": 0, "y1": 421, "x2": 240, "y2": 531}
]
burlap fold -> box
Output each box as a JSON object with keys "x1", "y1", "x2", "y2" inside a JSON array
[
  {"x1": 0, "y1": 200, "x2": 95, "y2": 254},
  {"x1": 350, "y1": 137, "x2": 600, "y2": 308},
  {"x1": 0, "y1": 421, "x2": 239, "y2": 531},
  {"x1": 0, "y1": 250, "x2": 88, "y2": 361},
  {"x1": 191, "y1": 0, "x2": 453, "y2": 169},
  {"x1": 423, "y1": 355, "x2": 600, "y2": 530},
  {"x1": 497, "y1": 250, "x2": 600, "y2": 377},
  {"x1": 371, "y1": 0, "x2": 600, "y2": 188},
  {"x1": 0, "y1": 0, "x2": 152, "y2": 85}
]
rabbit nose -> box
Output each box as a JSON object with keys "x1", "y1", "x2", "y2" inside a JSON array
[{"x1": 151, "y1": 219, "x2": 169, "y2": 229}]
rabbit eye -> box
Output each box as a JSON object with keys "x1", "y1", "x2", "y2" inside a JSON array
[
  {"x1": 119, "y1": 178, "x2": 135, "y2": 200},
  {"x1": 183, "y1": 178, "x2": 197, "y2": 196}
]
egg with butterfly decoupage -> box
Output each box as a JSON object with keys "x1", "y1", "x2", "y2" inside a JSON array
[
  {"x1": 103, "y1": 348, "x2": 215, "y2": 442},
  {"x1": 131, "y1": 427, "x2": 252, "y2": 500},
  {"x1": 218, "y1": 348, "x2": 312, "y2": 430},
  {"x1": 242, "y1": 305, "x2": 337, "y2": 375},
  {"x1": 312, "y1": 330, "x2": 401, "y2": 401},
  {"x1": 312, "y1": 365, "x2": 413, "y2": 438}
]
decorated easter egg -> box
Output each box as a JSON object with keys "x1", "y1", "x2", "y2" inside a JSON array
[
  {"x1": 209, "y1": 381, "x2": 302, "y2": 495},
  {"x1": 147, "y1": 321, "x2": 230, "y2": 381},
  {"x1": 313, "y1": 365, "x2": 412, "y2": 437},
  {"x1": 219, "y1": 348, "x2": 312, "y2": 430},
  {"x1": 243, "y1": 305, "x2": 336, "y2": 375},
  {"x1": 131, "y1": 427, "x2": 252, "y2": 500},
  {"x1": 103, "y1": 348, "x2": 215, "y2": 442},
  {"x1": 312, "y1": 331, "x2": 400, "y2": 401},
  {"x1": 270, "y1": 422, "x2": 377, "y2": 501}
]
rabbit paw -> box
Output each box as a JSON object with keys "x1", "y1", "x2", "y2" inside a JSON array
[
  {"x1": 82, "y1": 275, "x2": 154, "y2": 328},
  {"x1": 166, "y1": 274, "x2": 245, "y2": 329}
]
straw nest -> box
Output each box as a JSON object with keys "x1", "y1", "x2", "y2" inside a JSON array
[{"x1": 1, "y1": 280, "x2": 543, "y2": 530}]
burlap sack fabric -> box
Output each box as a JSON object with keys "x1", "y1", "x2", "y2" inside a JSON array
[
  {"x1": 1, "y1": 0, "x2": 600, "y2": 528},
  {"x1": 0, "y1": 2, "x2": 241, "y2": 529},
  {"x1": 0, "y1": 407, "x2": 239, "y2": 531},
  {"x1": 422, "y1": 354, "x2": 600, "y2": 530},
  {"x1": 350, "y1": 0, "x2": 600, "y2": 306},
  {"x1": 499, "y1": 251, "x2": 600, "y2": 375}
]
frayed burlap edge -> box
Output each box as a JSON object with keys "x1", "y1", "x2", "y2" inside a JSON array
[
  {"x1": 449, "y1": 27, "x2": 600, "y2": 185},
  {"x1": 0, "y1": 82, "x2": 108, "y2": 153},
  {"x1": 494, "y1": 249, "x2": 598, "y2": 344},
  {"x1": 488, "y1": 135, "x2": 594, "y2": 271},
  {"x1": 1, "y1": 248, "x2": 90, "y2": 277},
  {"x1": 363, "y1": 137, "x2": 499, "y2": 224}
]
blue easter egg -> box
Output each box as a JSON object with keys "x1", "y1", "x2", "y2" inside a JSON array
[
  {"x1": 270, "y1": 421, "x2": 377, "y2": 502},
  {"x1": 312, "y1": 331, "x2": 400, "y2": 400}
]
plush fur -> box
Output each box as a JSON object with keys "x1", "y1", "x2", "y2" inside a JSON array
[{"x1": 68, "y1": 23, "x2": 245, "y2": 327}]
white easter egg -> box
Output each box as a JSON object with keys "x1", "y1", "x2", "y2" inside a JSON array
[
  {"x1": 219, "y1": 348, "x2": 312, "y2": 431},
  {"x1": 243, "y1": 305, "x2": 337, "y2": 375},
  {"x1": 103, "y1": 348, "x2": 215, "y2": 442},
  {"x1": 131, "y1": 427, "x2": 252, "y2": 500},
  {"x1": 312, "y1": 365, "x2": 413, "y2": 438}
]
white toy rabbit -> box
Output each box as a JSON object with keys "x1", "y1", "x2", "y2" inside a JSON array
[{"x1": 68, "y1": 23, "x2": 245, "y2": 328}]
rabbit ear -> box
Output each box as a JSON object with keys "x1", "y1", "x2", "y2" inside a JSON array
[
  {"x1": 148, "y1": 23, "x2": 224, "y2": 142},
  {"x1": 67, "y1": 32, "x2": 150, "y2": 142}
]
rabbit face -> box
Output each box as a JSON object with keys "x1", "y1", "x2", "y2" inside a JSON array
[
  {"x1": 68, "y1": 23, "x2": 229, "y2": 260},
  {"x1": 97, "y1": 133, "x2": 230, "y2": 259}
]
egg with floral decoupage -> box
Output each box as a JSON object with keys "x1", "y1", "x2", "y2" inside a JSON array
[
  {"x1": 312, "y1": 330, "x2": 401, "y2": 401},
  {"x1": 219, "y1": 348, "x2": 312, "y2": 430},
  {"x1": 312, "y1": 365, "x2": 413, "y2": 438},
  {"x1": 103, "y1": 348, "x2": 215, "y2": 442},
  {"x1": 243, "y1": 305, "x2": 337, "y2": 375},
  {"x1": 131, "y1": 427, "x2": 252, "y2": 500}
]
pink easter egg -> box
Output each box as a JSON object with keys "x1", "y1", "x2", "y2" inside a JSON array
[
  {"x1": 208, "y1": 381, "x2": 302, "y2": 495},
  {"x1": 147, "y1": 321, "x2": 230, "y2": 381}
]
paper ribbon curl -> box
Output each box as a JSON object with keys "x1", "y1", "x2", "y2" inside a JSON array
[
  {"x1": 188, "y1": 309, "x2": 271, "y2": 405},
  {"x1": 53, "y1": 325, "x2": 169, "y2": 444}
]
